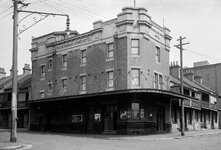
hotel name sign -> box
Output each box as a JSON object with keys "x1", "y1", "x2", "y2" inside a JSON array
[{"x1": 54, "y1": 36, "x2": 92, "y2": 50}]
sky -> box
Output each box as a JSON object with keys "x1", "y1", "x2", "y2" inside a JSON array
[{"x1": 0, "y1": 0, "x2": 221, "y2": 75}]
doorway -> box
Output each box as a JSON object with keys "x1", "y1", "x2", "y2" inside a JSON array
[
  {"x1": 104, "y1": 105, "x2": 118, "y2": 131},
  {"x1": 156, "y1": 106, "x2": 165, "y2": 132}
]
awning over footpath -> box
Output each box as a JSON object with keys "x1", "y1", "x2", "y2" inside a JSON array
[{"x1": 30, "y1": 89, "x2": 195, "y2": 104}]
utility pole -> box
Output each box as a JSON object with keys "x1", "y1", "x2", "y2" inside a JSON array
[
  {"x1": 11, "y1": 0, "x2": 19, "y2": 142},
  {"x1": 175, "y1": 36, "x2": 189, "y2": 136},
  {"x1": 10, "y1": 0, "x2": 70, "y2": 143}
]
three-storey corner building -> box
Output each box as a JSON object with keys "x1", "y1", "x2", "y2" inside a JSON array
[{"x1": 29, "y1": 7, "x2": 189, "y2": 134}]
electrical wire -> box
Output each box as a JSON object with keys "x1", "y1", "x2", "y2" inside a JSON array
[
  {"x1": 0, "y1": 0, "x2": 11, "y2": 9},
  {"x1": 45, "y1": 0, "x2": 98, "y2": 20},
  {"x1": 185, "y1": 49, "x2": 221, "y2": 62},
  {"x1": 0, "y1": 5, "x2": 13, "y2": 16},
  {"x1": 0, "y1": 11, "x2": 12, "y2": 21},
  {"x1": 56, "y1": 0, "x2": 110, "y2": 20}
]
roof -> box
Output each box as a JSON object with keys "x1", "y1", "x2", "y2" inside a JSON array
[
  {"x1": 0, "y1": 73, "x2": 31, "y2": 92},
  {"x1": 4, "y1": 73, "x2": 31, "y2": 90},
  {"x1": 170, "y1": 75, "x2": 215, "y2": 94}
]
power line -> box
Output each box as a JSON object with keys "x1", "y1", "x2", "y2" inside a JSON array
[
  {"x1": 56, "y1": 0, "x2": 110, "y2": 20},
  {"x1": 40, "y1": 1, "x2": 66, "y2": 14},
  {"x1": 45, "y1": 0, "x2": 98, "y2": 20},
  {"x1": 0, "y1": 0, "x2": 11, "y2": 8},
  {"x1": 0, "y1": 11, "x2": 12, "y2": 21},
  {"x1": 185, "y1": 49, "x2": 221, "y2": 62},
  {"x1": 0, "y1": 5, "x2": 13, "y2": 16},
  {"x1": 0, "y1": 0, "x2": 5, "y2": 3}
]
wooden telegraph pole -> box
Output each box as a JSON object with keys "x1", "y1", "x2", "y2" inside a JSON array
[
  {"x1": 175, "y1": 36, "x2": 189, "y2": 136},
  {"x1": 11, "y1": 0, "x2": 19, "y2": 142}
]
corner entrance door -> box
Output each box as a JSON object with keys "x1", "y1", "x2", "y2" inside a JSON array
[
  {"x1": 157, "y1": 106, "x2": 165, "y2": 132},
  {"x1": 104, "y1": 105, "x2": 117, "y2": 131}
]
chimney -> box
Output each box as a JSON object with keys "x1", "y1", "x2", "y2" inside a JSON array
[
  {"x1": 23, "y1": 64, "x2": 31, "y2": 74},
  {"x1": 0, "y1": 67, "x2": 6, "y2": 79},
  {"x1": 194, "y1": 74, "x2": 202, "y2": 84},
  {"x1": 170, "y1": 61, "x2": 180, "y2": 78},
  {"x1": 184, "y1": 71, "x2": 194, "y2": 82}
]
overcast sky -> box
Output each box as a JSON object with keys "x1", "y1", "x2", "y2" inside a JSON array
[{"x1": 0, "y1": 0, "x2": 221, "y2": 75}]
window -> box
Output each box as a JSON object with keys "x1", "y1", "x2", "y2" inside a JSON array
[
  {"x1": 72, "y1": 115, "x2": 83, "y2": 123},
  {"x1": 188, "y1": 111, "x2": 192, "y2": 124},
  {"x1": 154, "y1": 73, "x2": 158, "y2": 89},
  {"x1": 195, "y1": 110, "x2": 200, "y2": 122},
  {"x1": 94, "y1": 113, "x2": 101, "y2": 122},
  {"x1": 120, "y1": 111, "x2": 128, "y2": 119},
  {"x1": 48, "y1": 81, "x2": 52, "y2": 93},
  {"x1": 80, "y1": 75, "x2": 86, "y2": 91},
  {"x1": 62, "y1": 78, "x2": 67, "y2": 92},
  {"x1": 131, "y1": 39, "x2": 139, "y2": 56},
  {"x1": 107, "y1": 71, "x2": 114, "y2": 88},
  {"x1": 81, "y1": 50, "x2": 86, "y2": 64},
  {"x1": 131, "y1": 68, "x2": 140, "y2": 88},
  {"x1": 156, "y1": 46, "x2": 160, "y2": 63},
  {"x1": 48, "y1": 59, "x2": 52, "y2": 70},
  {"x1": 159, "y1": 74, "x2": 163, "y2": 89},
  {"x1": 172, "y1": 108, "x2": 177, "y2": 123},
  {"x1": 62, "y1": 54, "x2": 67, "y2": 68},
  {"x1": 107, "y1": 43, "x2": 114, "y2": 58},
  {"x1": 131, "y1": 103, "x2": 140, "y2": 119},
  {"x1": 154, "y1": 72, "x2": 163, "y2": 89},
  {"x1": 39, "y1": 91, "x2": 45, "y2": 98},
  {"x1": 40, "y1": 65, "x2": 45, "y2": 78}
]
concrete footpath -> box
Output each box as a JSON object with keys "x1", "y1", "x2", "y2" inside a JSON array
[{"x1": 0, "y1": 129, "x2": 221, "y2": 150}]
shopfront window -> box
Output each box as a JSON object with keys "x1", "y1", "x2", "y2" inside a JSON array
[{"x1": 131, "y1": 103, "x2": 140, "y2": 119}]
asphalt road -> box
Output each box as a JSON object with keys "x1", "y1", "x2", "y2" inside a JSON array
[{"x1": 0, "y1": 131, "x2": 221, "y2": 150}]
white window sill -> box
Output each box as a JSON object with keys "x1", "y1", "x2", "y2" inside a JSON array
[
  {"x1": 61, "y1": 67, "x2": 67, "y2": 71},
  {"x1": 106, "y1": 58, "x2": 114, "y2": 62},
  {"x1": 106, "y1": 87, "x2": 114, "y2": 91},
  {"x1": 80, "y1": 63, "x2": 87, "y2": 67},
  {"x1": 40, "y1": 78, "x2": 45, "y2": 81},
  {"x1": 79, "y1": 91, "x2": 87, "y2": 94}
]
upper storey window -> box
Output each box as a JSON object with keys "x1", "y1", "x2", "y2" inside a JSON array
[
  {"x1": 107, "y1": 43, "x2": 114, "y2": 59},
  {"x1": 48, "y1": 58, "x2": 52, "y2": 70},
  {"x1": 156, "y1": 46, "x2": 161, "y2": 63},
  {"x1": 131, "y1": 39, "x2": 139, "y2": 56},
  {"x1": 107, "y1": 71, "x2": 114, "y2": 88},
  {"x1": 81, "y1": 50, "x2": 86, "y2": 65},
  {"x1": 154, "y1": 72, "x2": 163, "y2": 89},
  {"x1": 40, "y1": 65, "x2": 45, "y2": 79},
  {"x1": 62, "y1": 54, "x2": 67, "y2": 68},
  {"x1": 131, "y1": 68, "x2": 140, "y2": 88}
]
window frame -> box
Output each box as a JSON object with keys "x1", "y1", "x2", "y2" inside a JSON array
[
  {"x1": 61, "y1": 78, "x2": 67, "y2": 93},
  {"x1": 131, "y1": 39, "x2": 140, "y2": 56},
  {"x1": 155, "y1": 46, "x2": 161, "y2": 63},
  {"x1": 48, "y1": 58, "x2": 52, "y2": 70},
  {"x1": 40, "y1": 65, "x2": 45, "y2": 79},
  {"x1": 131, "y1": 68, "x2": 140, "y2": 88},
  {"x1": 154, "y1": 72, "x2": 163, "y2": 90},
  {"x1": 107, "y1": 43, "x2": 114, "y2": 59},
  {"x1": 39, "y1": 90, "x2": 45, "y2": 98},
  {"x1": 48, "y1": 81, "x2": 52, "y2": 93},
  {"x1": 107, "y1": 71, "x2": 114, "y2": 88},
  {"x1": 80, "y1": 75, "x2": 86, "y2": 92},
  {"x1": 62, "y1": 54, "x2": 67, "y2": 68},
  {"x1": 81, "y1": 49, "x2": 86, "y2": 65}
]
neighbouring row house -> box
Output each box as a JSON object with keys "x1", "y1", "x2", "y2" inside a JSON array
[
  {"x1": 0, "y1": 64, "x2": 31, "y2": 129},
  {"x1": 183, "y1": 61, "x2": 221, "y2": 129},
  {"x1": 170, "y1": 62, "x2": 219, "y2": 132}
]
